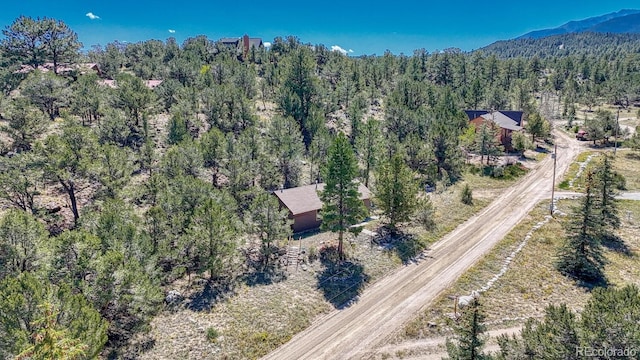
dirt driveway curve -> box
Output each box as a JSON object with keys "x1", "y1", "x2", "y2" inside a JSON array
[{"x1": 262, "y1": 131, "x2": 582, "y2": 360}]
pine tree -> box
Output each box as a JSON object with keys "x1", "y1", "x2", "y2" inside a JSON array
[
  {"x1": 1, "y1": 98, "x2": 47, "y2": 151},
  {"x1": 267, "y1": 116, "x2": 305, "y2": 188},
  {"x1": 375, "y1": 152, "x2": 419, "y2": 233},
  {"x1": 20, "y1": 70, "x2": 70, "y2": 120},
  {"x1": 200, "y1": 127, "x2": 226, "y2": 186},
  {"x1": 278, "y1": 46, "x2": 318, "y2": 146},
  {"x1": 0, "y1": 273, "x2": 107, "y2": 360},
  {"x1": 185, "y1": 196, "x2": 240, "y2": 280},
  {"x1": 556, "y1": 171, "x2": 606, "y2": 283},
  {"x1": 16, "y1": 302, "x2": 88, "y2": 360},
  {"x1": 96, "y1": 144, "x2": 133, "y2": 199},
  {"x1": 0, "y1": 153, "x2": 42, "y2": 215},
  {"x1": 474, "y1": 122, "x2": 502, "y2": 166},
  {"x1": 445, "y1": 296, "x2": 489, "y2": 360},
  {"x1": 38, "y1": 121, "x2": 98, "y2": 227},
  {"x1": 309, "y1": 128, "x2": 332, "y2": 184},
  {"x1": 0, "y1": 209, "x2": 47, "y2": 281},
  {"x1": 429, "y1": 118, "x2": 464, "y2": 182},
  {"x1": 496, "y1": 304, "x2": 579, "y2": 360},
  {"x1": 593, "y1": 155, "x2": 620, "y2": 235},
  {"x1": 355, "y1": 118, "x2": 382, "y2": 187},
  {"x1": 581, "y1": 285, "x2": 640, "y2": 355},
  {"x1": 461, "y1": 184, "x2": 473, "y2": 205},
  {"x1": 167, "y1": 112, "x2": 189, "y2": 145},
  {"x1": 525, "y1": 112, "x2": 547, "y2": 143},
  {"x1": 249, "y1": 191, "x2": 292, "y2": 266},
  {"x1": 320, "y1": 132, "x2": 367, "y2": 260}
]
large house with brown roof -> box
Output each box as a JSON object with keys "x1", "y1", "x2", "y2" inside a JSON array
[
  {"x1": 465, "y1": 110, "x2": 524, "y2": 150},
  {"x1": 273, "y1": 182, "x2": 372, "y2": 233},
  {"x1": 218, "y1": 34, "x2": 263, "y2": 60}
]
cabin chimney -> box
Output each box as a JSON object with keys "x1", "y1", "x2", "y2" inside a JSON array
[{"x1": 243, "y1": 34, "x2": 250, "y2": 59}]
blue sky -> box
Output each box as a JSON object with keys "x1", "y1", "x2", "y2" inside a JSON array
[{"x1": 1, "y1": 1, "x2": 639, "y2": 55}]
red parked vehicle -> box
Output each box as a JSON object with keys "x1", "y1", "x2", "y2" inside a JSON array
[{"x1": 576, "y1": 129, "x2": 588, "y2": 141}]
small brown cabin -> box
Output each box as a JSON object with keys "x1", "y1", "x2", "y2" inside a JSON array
[{"x1": 273, "y1": 182, "x2": 372, "y2": 233}]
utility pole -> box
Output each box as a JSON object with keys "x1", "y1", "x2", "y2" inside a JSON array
[{"x1": 550, "y1": 142, "x2": 558, "y2": 216}]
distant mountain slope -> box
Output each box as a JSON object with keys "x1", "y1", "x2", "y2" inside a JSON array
[
  {"x1": 519, "y1": 9, "x2": 640, "y2": 39},
  {"x1": 590, "y1": 13, "x2": 640, "y2": 33},
  {"x1": 478, "y1": 32, "x2": 640, "y2": 59}
]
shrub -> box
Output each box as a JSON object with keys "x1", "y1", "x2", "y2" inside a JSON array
[
  {"x1": 614, "y1": 173, "x2": 626, "y2": 190},
  {"x1": 503, "y1": 164, "x2": 527, "y2": 179},
  {"x1": 308, "y1": 246, "x2": 318, "y2": 262},
  {"x1": 415, "y1": 198, "x2": 436, "y2": 231},
  {"x1": 491, "y1": 166, "x2": 504, "y2": 178},
  {"x1": 207, "y1": 327, "x2": 220, "y2": 342},
  {"x1": 461, "y1": 184, "x2": 473, "y2": 205}
]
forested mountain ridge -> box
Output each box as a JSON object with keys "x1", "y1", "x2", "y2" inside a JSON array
[
  {"x1": 479, "y1": 32, "x2": 640, "y2": 59},
  {"x1": 518, "y1": 8, "x2": 640, "y2": 39}
]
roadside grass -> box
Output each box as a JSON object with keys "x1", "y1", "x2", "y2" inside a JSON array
[
  {"x1": 138, "y1": 164, "x2": 530, "y2": 359},
  {"x1": 462, "y1": 165, "x2": 529, "y2": 190},
  {"x1": 525, "y1": 150, "x2": 547, "y2": 162},
  {"x1": 561, "y1": 149, "x2": 640, "y2": 192},
  {"x1": 614, "y1": 150, "x2": 640, "y2": 191},
  {"x1": 397, "y1": 199, "x2": 640, "y2": 343},
  {"x1": 606, "y1": 200, "x2": 640, "y2": 286},
  {"x1": 558, "y1": 151, "x2": 601, "y2": 191}
]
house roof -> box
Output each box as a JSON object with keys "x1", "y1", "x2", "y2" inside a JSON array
[
  {"x1": 219, "y1": 37, "x2": 240, "y2": 44},
  {"x1": 247, "y1": 38, "x2": 263, "y2": 49},
  {"x1": 465, "y1": 110, "x2": 524, "y2": 126},
  {"x1": 480, "y1": 111, "x2": 522, "y2": 131},
  {"x1": 465, "y1": 110, "x2": 489, "y2": 121},
  {"x1": 144, "y1": 80, "x2": 163, "y2": 89},
  {"x1": 498, "y1": 111, "x2": 524, "y2": 125},
  {"x1": 274, "y1": 182, "x2": 372, "y2": 216}
]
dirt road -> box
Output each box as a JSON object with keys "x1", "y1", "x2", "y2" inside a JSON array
[{"x1": 262, "y1": 131, "x2": 582, "y2": 360}]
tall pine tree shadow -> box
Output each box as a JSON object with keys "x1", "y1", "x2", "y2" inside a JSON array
[
  {"x1": 558, "y1": 257, "x2": 609, "y2": 290},
  {"x1": 187, "y1": 280, "x2": 235, "y2": 312},
  {"x1": 601, "y1": 234, "x2": 632, "y2": 256},
  {"x1": 316, "y1": 246, "x2": 369, "y2": 309},
  {"x1": 243, "y1": 260, "x2": 288, "y2": 286}
]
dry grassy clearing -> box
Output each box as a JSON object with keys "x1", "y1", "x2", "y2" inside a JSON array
[
  {"x1": 615, "y1": 150, "x2": 640, "y2": 191},
  {"x1": 558, "y1": 148, "x2": 640, "y2": 192}
]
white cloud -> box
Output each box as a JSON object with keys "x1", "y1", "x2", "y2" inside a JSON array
[
  {"x1": 331, "y1": 45, "x2": 348, "y2": 55},
  {"x1": 168, "y1": 29, "x2": 176, "y2": 33},
  {"x1": 349, "y1": 49, "x2": 354, "y2": 53},
  {"x1": 263, "y1": 42, "x2": 272, "y2": 48},
  {"x1": 86, "y1": 12, "x2": 100, "y2": 20}
]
